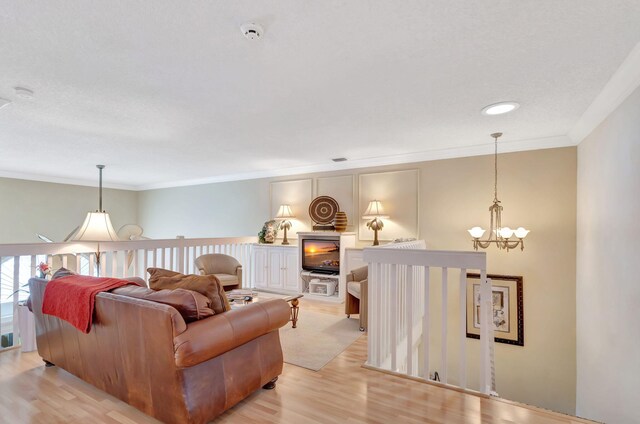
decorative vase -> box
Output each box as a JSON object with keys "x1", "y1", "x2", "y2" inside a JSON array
[{"x1": 334, "y1": 211, "x2": 348, "y2": 232}]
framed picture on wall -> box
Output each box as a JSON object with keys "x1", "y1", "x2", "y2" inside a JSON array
[{"x1": 466, "y1": 273, "x2": 524, "y2": 346}]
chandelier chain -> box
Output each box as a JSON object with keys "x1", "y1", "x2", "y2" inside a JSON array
[
  {"x1": 493, "y1": 134, "x2": 499, "y2": 203},
  {"x1": 468, "y1": 132, "x2": 529, "y2": 252}
]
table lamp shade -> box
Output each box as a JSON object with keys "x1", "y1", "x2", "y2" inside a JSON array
[
  {"x1": 275, "y1": 204, "x2": 295, "y2": 219},
  {"x1": 362, "y1": 200, "x2": 389, "y2": 219},
  {"x1": 73, "y1": 212, "x2": 119, "y2": 242}
]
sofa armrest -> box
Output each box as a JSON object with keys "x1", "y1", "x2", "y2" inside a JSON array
[
  {"x1": 173, "y1": 299, "x2": 290, "y2": 368},
  {"x1": 236, "y1": 265, "x2": 243, "y2": 288}
]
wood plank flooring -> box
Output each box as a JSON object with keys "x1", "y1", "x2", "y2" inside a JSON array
[{"x1": 0, "y1": 298, "x2": 594, "y2": 424}]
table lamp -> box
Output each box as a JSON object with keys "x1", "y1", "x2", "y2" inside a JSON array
[
  {"x1": 363, "y1": 200, "x2": 389, "y2": 246},
  {"x1": 275, "y1": 204, "x2": 295, "y2": 245}
]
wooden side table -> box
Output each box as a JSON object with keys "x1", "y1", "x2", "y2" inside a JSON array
[{"x1": 283, "y1": 294, "x2": 303, "y2": 328}]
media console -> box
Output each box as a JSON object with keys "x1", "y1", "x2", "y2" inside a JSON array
[
  {"x1": 251, "y1": 232, "x2": 356, "y2": 302},
  {"x1": 297, "y1": 232, "x2": 356, "y2": 302}
]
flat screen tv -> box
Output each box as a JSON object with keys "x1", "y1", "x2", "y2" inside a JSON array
[{"x1": 301, "y1": 239, "x2": 340, "y2": 273}]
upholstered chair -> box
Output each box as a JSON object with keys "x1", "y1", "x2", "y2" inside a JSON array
[
  {"x1": 194, "y1": 254, "x2": 243, "y2": 291},
  {"x1": 345, "y1": 265, "x2": 368, "y2": 331}
]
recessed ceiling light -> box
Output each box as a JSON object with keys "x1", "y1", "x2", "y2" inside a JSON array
[
  {"x1": 481, "y1": 101, "x2": 520, "y2": 116},
  {"x1": 0, "y1": 98, "x2": 11, "y2": 110},
  {"x1": 14, "y1": 87, "x2": 34, "y2": 99}
]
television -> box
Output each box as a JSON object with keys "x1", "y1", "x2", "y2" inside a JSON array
[{"x1": 301, "y1": 239, "x2": 340, "y2": 273}]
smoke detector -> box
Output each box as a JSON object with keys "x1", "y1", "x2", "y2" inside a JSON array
[{"x1": 240, "y1": 23, "x2": 263, "y2": 41}]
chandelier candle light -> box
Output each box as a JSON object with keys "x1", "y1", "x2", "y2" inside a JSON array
[
  {"x1": 363, "y1": 200, "x2": 389, "y2": 246},
  {"x1": 72, "y1": 165, "x2": 119, "y2": 274},
  {"x1": 468, "y1": 133, "x2": 530, "y2": 251},
  {"x1": 275, "y1": 204, "x2": 295, "y2": 245}
]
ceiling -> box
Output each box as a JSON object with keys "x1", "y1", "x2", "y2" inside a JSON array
[{"x1": 1, "y1": 1, "x2": 639, "y2": 190}]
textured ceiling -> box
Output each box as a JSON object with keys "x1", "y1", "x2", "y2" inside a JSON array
[{"x1": 1, "y1": 1, "x2": 639, "y2": 189}]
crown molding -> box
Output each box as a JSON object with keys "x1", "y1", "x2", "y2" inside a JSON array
[
  {"x1": 136, "y1": 134, "x2": 575, "y2": 190},
  {"x1": 0, "y1": 135, "x2": 574, "y2": 191},
  {"x1": 569, "y1": 41, "x2": 640, "y2": 144},
  {"x1": 0, "y1": 170, "x2": 134, "y2": 191}
]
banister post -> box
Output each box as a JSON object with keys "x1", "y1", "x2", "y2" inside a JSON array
[
  {"x1": 176, "y1": 236, "x2": 185, "y2": 274},
  {"x1": 479, "y1": 272, "x2": 494, "y2": 394}
]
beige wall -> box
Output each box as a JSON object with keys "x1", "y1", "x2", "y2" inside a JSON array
[
  {"x1": 137, "y1": 179, "x2": 270, "y2": 239},
  {"x1": 422, "y1": 149, "x2": 576, "y2": 415},
  {"x1": 139, "y1": 146, "x2": 577, "y2": 414},
  {"x1": 0, "y1": 148, "x2": 578, "y2": 414},
  {"x1": 0, "y1": 177, "x2": 138, "y2": 244},
  {"x1": 576, "y1": 85, "x2": 640, "y2": 423}
]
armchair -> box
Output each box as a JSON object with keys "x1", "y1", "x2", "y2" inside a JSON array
[
  {"x1": 194, "y1": 253, "x2": 243, "y2": 291},
  {"x1": 345, "y1": 265, "x2": 368, "y2": 331}
]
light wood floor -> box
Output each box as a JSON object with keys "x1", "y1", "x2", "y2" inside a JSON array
[{"x1": 0, "y1": 298, "x2": 594, "y2": 424}]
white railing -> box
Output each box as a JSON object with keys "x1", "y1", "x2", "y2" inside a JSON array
[
  {"x1": 0, "y1": 236, "x2": 257, "y2": 349},
  {"x1": 363, "y1": 242, "x2": 495, "y2": 395}
]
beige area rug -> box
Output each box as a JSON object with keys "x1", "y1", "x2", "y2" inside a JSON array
[
  {"x1": 279, "y1": 309, "x2": 363, "y2": 371},
  {"x1": 255, "y1": 291, "x2": 363, "y2": 371}
]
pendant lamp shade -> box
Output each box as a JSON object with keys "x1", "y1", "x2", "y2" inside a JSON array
[{"x1": 73, "y1": 211, "x2": 118, "y2": 242}]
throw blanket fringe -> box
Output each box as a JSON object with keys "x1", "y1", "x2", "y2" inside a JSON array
[{"x1": 42, "y1": 275, "x2": 136, "y2": 333}]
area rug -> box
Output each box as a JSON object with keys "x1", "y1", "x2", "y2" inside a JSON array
[{"x1": 278, "y1": 309, "x2": 363, "y2": 371}]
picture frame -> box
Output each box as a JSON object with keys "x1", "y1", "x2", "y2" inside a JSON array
[{"x1": 466, "y1": 273, "x2": 524, "y2": 346}]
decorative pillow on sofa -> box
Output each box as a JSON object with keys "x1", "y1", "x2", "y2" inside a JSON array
[
  {"x1": 112, "y1": 286, "x2": 214, "y2": 322},
  {"x1": 147, "y1": 268, "x2": 231, "y2": 314},
  {"x1": 52, "y1": 267, "x2": 76, "y2": 280}
]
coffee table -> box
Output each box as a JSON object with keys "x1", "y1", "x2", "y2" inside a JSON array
[{"x1": 227, "y1": 291, "x2": 303, "y2": 328}]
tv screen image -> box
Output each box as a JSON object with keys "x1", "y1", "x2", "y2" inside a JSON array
[{"x1": 302, "y1": 239, "x2": 340, "y2": 272}]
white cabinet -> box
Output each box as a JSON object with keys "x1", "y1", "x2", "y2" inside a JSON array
[
  {"x1": 252, "y1": 245, "x2": 299, "y2": 293},
  {"x1": 283, "y1": 249, "x2": 299, "y2": 291},
  {"x1": 253, "y1": 247, "x2": 269, "y2": 289},
  {"x1": 268, "y1": 250, "x2": 283, "y2": 288}
]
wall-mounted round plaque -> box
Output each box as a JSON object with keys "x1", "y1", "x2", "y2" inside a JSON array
[{"x1": 309, "y1": 196, "x2": 339, "y2": 225}]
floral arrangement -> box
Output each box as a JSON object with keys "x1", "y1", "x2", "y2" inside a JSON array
[
  {"x1": 258, "y1": 220, "x2": 279, "y2": 244},
  {"x1": 36, "y1": 262, "x2": 51, "y2": 279}
]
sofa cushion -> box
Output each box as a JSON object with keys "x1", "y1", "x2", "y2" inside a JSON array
[
  {"x1": 147, "y1": 268, "x2": 231, "y2": 314},
  {"x1": 112, "y1": 286, "x2": 214, "y2": 322},
  {"x1": 214, "y1": 274, "x2": 239, "y2": 286},
  {"x1": 147, "y1": 267, "x2": 181, "y2": 279},
  {"x1": 347, "y1": 281, "x2": 364, "y2": 299}
]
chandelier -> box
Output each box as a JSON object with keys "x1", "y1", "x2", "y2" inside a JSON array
[{"x1": 468, "y1": 132, "x2": 530, "y2": 251}]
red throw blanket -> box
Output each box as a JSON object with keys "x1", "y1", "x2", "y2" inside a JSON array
[{"x1": 42, "y1": 275, "x2": 137, "y2": 334}]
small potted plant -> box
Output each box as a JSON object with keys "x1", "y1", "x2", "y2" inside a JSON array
[{"x1": 36, "y1": 262, "x2": 51, "y2": 279}]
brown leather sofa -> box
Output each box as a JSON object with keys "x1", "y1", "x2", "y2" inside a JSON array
[{"x1": 28, "y1": 277, "x2": 290, "y2": 424}]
